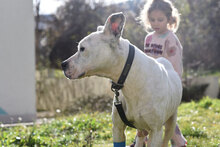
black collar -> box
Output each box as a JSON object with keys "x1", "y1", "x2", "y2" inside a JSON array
[
  {"x1": 111, "y1": 44, "x2": 135, "y2": 91},
  {"x1": 111, "y1": 44, "x2": 136, "y2": 129}
]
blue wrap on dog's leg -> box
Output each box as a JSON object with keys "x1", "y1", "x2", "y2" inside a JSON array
[{"x1": 114, "y1": 141, "x2": 126, "y2": 147}]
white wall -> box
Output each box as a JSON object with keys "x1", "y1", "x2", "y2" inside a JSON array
[
  {"x1": 0, "y1": 0, "x2": 36, "y2": 123},
  {"x1": 191, "y1": 76, "x2": 219, "y2": 98}
]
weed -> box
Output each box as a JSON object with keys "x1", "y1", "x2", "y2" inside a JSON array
[
  {"x1": 198, "y1": 96, "x2": 213, "y2": 109},
  {"x1": 182, "y1": 126, "x2": 207, "y2": 138}
]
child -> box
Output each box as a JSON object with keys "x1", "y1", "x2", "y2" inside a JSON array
[{"x1": 130, "y1": 0, "x2": 187, "y2": 146}]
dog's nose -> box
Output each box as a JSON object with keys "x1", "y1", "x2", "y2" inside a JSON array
[{"x1": 61, "y1": 61, "x2": 68, "y2": 71}]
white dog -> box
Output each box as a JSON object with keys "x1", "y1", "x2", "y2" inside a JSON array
[{"x1": 61, "y1": 12, "x2": 182, "y2": 147}]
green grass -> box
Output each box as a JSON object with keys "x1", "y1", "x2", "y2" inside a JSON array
[
  {"x1": 177, "y1": 97, "x2": 220, "y2": 146},
  {"x1": 0, "y1": 97, "x2": 219, "y2": 146}
]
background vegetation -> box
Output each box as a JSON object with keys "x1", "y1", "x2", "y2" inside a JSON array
[{"x1": 35, "y1": 0, "x2": 220, "y2": 71}]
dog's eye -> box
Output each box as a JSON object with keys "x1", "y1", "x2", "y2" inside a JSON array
[{"x1": 80, "y1": 47, "x2": 85, "y2": 52}]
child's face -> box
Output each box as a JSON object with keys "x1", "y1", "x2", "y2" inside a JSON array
[{"x1": 148, "y1": 9, "x2": 169, "y2": 34}]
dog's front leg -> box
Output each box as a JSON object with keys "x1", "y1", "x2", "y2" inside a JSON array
[
  {"x1": 112, "y1": 105, "x2": 126, "y2": 147},
  {"x1": 147, "y1": 128, "x2": 163, "y2": 147}
]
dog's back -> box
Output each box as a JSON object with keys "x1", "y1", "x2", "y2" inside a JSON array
[{"x1": 156, "y1": 57, "x2": 174, "y2": 73}]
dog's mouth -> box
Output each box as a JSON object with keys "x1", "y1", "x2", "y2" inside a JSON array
[
  {"x1": 64, "y1": 71, "x2": 86, "y2": 79},
  {"x1": 63, "y1": 66, "x2": 87, "y2": 79},
  {"x1": 63, "y1": 71, "x2": 72, "y2": 79}
]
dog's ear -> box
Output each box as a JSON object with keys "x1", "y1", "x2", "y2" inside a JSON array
[
  {"x1": 104, "y1": 12, "x2": 125, "y2": 39},
  {"x1": 97, "y1": 26, "x2": 104, "y2": 32}
]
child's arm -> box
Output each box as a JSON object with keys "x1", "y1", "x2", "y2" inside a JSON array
[
  {"x1": 164, "y1": 34, "x2": 182, "y2": 58},
  {"x1": 164, "y1": 33, "x2": 183, "y2": 77},
  {"x1": 164, "y1": 39, "x2": 177, "y2": 57}
]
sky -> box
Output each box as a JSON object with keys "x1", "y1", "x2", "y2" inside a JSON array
[
  {"x1": 33, "y1": 0, "x2": 64, "y2": 14},
  {"x1": 33, "y1": 0, "x2": 130, "y2": 15}
]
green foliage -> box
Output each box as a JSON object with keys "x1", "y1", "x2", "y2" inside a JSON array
[
  {"x1": 178, "y1": 97, "x2": 220, "y2": 146},
  {"x1": 182, "y1": 126, "x2": 207, "y2": 138},
  {"x1": 198, "y1": 97, "x2": 213, "y2": 109},
  {"x1": 1, "y1": 97, "x2": 219, "y2": 146},
  {"x1": 0, "y1": 113, "x2": 113, "y2": 146}
]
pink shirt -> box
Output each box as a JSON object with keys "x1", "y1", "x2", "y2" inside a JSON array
[{"x1": 144, "y1": 31, "x2": 183, "y2": 77}]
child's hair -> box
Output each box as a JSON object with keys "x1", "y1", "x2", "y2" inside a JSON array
[{"x1": 140, "y1": 0, "x2": 180, "y2": 32}]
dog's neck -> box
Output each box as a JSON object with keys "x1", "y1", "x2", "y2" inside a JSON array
[
  {"x1": 117, "y1": 39, "x2": 161, "y2": 100},
  {"x1": 93, "y1": 37, "x2": 159, "y2": 96},
  {"x1": 92, "y1": 38, "x2": 130, "y2": 83}
]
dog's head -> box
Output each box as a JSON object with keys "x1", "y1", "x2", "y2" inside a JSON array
[{"x1": 61, "y1": 12, "x2": 126, "y2": 79}]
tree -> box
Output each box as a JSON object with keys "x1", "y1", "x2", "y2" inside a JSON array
[
  {"x1": 49, "y1": 0, "x2": 103, "y2": 68},
  {"x1": 175, "y1": 0, "x2": 220, "y2": 70}
]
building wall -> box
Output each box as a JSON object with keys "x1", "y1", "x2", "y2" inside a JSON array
[{"x1": 0, "y1": 0, "x2": 36, "y2": 123}]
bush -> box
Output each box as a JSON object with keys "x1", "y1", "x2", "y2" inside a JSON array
[{"x1": 182, "y1": 84, "x2": 209, "y2": 102}]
